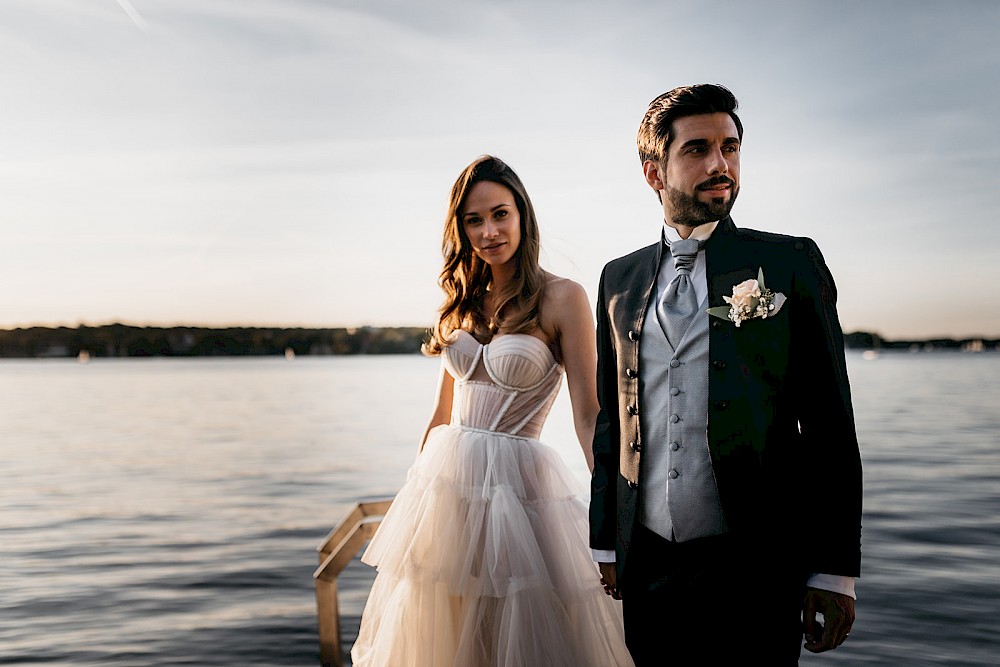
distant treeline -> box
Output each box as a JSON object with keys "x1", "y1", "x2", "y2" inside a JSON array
[
  {"x1": 0, "y1": 324, "x2": 429, "y2": 358},
  {"x1": 0, "y1": 325, "x2": 995, "y2": 359},
  {"x1": 842, "y1": 331, "x2": 998, "y2": 352}
]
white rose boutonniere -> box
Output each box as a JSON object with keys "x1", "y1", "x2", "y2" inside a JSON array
[{"x1": 707, "y1": 268, "x2": 786, "y2": 327}]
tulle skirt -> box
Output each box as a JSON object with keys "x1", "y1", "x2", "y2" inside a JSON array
[{"x1": 350, "y1": 424, "x2": 633, "y2": 667}]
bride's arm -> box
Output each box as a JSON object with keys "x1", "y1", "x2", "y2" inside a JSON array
[
  {"x1": 419, "y1": 362, "x2": 455, "y2": 453},
  {"x1": 551, "y1": 279, "x2": 600, "y2": 473}
]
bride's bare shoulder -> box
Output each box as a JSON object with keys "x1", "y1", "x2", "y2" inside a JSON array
[
  {"x1": 540, "y1": 274, "x2": 592, "y2": 330},
  {"x1": 544, "y1": 273, "x2": 589, "y2": 302}
]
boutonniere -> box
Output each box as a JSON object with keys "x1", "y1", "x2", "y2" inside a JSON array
[{"x1": 707, "y1": 268, "x2": 786, "y2": 327}]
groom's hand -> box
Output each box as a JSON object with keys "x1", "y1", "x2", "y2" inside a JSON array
[
  {"x1": 598, "y1": 562, "x2": 620, "y2": 600},
  {"x1": 802, "y1": 587, "x2": 855, "y2": 653}
]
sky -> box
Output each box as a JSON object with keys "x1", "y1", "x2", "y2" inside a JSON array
[{"x1": 1, "y1": 0, "x2": 998, "y2": 340}]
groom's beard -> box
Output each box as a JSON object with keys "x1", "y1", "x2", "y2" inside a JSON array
[{"x1": 665, "y1": 178, "x2": 739, "y2": 227}]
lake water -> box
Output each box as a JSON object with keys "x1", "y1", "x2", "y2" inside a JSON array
[{"x1": 2, "y1": 352, "x2": 998, "y2": 666}]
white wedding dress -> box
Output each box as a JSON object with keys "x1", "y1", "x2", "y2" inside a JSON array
[{"x1": 350, "y1": 330, "x2": 633, "y2": 666}]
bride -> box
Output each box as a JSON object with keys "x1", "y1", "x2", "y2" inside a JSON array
[{"x1": 350, "y1": 155, "x2": 633, "y2": 666}]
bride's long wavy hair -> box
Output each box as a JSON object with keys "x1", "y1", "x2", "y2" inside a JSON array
[{"x1": 423, "y1": 155, "x2": 546, "y2": 356}]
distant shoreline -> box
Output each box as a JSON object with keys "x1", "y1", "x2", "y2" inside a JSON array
[
  {"x1": 0, "y1": 324, "x2": 428, "y2": 358},
  {"x1": 0, "y1": 324, "x2": 995, "y2": 358},
  {"x1": 842, "y1": 331, "x2": 997, "y2": 353}
]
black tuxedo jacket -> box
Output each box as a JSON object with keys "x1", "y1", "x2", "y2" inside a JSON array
[{"x1": 589, "y1": 217, "x2": 862, "y2": 585}]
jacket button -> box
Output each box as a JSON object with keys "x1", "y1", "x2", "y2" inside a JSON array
[
  {"x1": 626, "y1": 368, "x2": 636, "y2": 378},
  {"x1": 628, "y1": 480, "x2": 638, "y2": 489},
  {"x1": 715, "y1": 400, "x2": 730, "y2": 410},
  {"x1": 628, "y1": 330, "x2": 638, "y2": 341},
  {"x1": 629, "y1": 440, "x2": 641, "y2": 452},
  {"x1": 713, "y1": 360, "x2": 726, "y2": 370},
  {"x1": 627, "y1": 405, "x2": 638, "y2": 416}
]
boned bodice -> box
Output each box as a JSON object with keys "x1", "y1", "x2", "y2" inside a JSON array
[{"x1": 441, "y1": 330, "x2": 563, "y2": 439}]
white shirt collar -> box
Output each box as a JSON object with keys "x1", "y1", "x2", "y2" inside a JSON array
[{"x1": 662, "y1": 220, "x2": 719, "y2": 245}]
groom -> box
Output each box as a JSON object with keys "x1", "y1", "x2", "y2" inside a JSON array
[{"x1": 589, "y1": 84, "x2": 862, "y2": 664}]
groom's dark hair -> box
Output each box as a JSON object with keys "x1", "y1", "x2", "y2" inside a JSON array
[{"x1": 637, "y1": 84, "x2": 743, "y2": 165}]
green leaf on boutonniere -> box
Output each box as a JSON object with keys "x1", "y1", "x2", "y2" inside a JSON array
[
  {"x1": 707, "y1": 306, "x2": 732, "y2": 321},
  {"x1": 757, "y1": 267, "x2": 766, "y2": 290}
]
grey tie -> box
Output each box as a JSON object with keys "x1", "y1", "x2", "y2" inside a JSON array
[{"x1": 657, "y1": 238, "x2": 703, "y2": 348}]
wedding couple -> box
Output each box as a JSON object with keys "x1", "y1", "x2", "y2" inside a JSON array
[{"x1": 350, "y1": 84, "x2": 863, "y2": 666}]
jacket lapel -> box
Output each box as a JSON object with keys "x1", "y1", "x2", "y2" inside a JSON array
[
  {"x1": 619, "y1": 241, "x2": 663, "y2": 340},
  {"x1": 705, "y1": 216, "x2": 746, "y2": 306}
]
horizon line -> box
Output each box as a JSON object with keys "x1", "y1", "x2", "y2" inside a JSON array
[{"x1": 1, "y1": 320, "x2": 997, "y2": 342}]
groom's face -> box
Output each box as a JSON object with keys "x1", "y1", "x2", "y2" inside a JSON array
[{"x1": 646, "y1": 112, "x2": 741, "y2": 230}]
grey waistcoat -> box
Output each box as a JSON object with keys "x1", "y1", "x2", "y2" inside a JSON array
[{"x1": 639, "y1": 292, "x2": 728, "y2": 542}]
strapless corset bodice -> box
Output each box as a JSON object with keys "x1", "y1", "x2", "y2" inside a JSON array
[{"x1": 441, "y1": 330, "x2": 563, "y2": 439}]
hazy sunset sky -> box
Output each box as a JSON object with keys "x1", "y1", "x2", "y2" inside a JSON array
[{"x1": 2, "y1": 0, "x2": 998, "y2": 339}]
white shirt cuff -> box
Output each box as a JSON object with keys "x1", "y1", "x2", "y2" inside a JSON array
[
  {"x1": 592, "y1": 548, "x2": 615, "y2": 563},
  {"x1": 807, "y1": 573, "x2": 856, "y2": 599}
]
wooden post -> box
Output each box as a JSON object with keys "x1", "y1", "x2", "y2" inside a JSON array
[{"x1": 316, "y1": 577, "x2": 341, "y2": 667}]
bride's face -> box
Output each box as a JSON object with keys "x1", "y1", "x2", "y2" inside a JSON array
[{"x1": 460, "y1": 181, "x2": 522, "y2": 268}]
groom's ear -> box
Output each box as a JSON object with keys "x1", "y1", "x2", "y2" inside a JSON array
[{"x1": 643, "y1": 159, "x2": 665, "y2": 193}]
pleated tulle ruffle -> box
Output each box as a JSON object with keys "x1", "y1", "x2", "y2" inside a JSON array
[{"x1": 351, "y1": 424, "x2": 633, "y2": 667}]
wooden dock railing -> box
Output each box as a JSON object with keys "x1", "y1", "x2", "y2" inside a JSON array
[{"x1": 314, "y1": 497, "x2": 394, "y2": 667}]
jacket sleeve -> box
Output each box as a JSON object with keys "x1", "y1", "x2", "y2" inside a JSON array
[
  {"x1": 589, "y1": 266, "x2": 620, "y2": 552},
  {"x1": 790, "y1": 238, "x2": 863, "y2": 577}
]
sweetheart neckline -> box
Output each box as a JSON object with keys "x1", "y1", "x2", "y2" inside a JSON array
[{"x1": 451, "y1": 329, "x2": 558, "y2": 365}]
